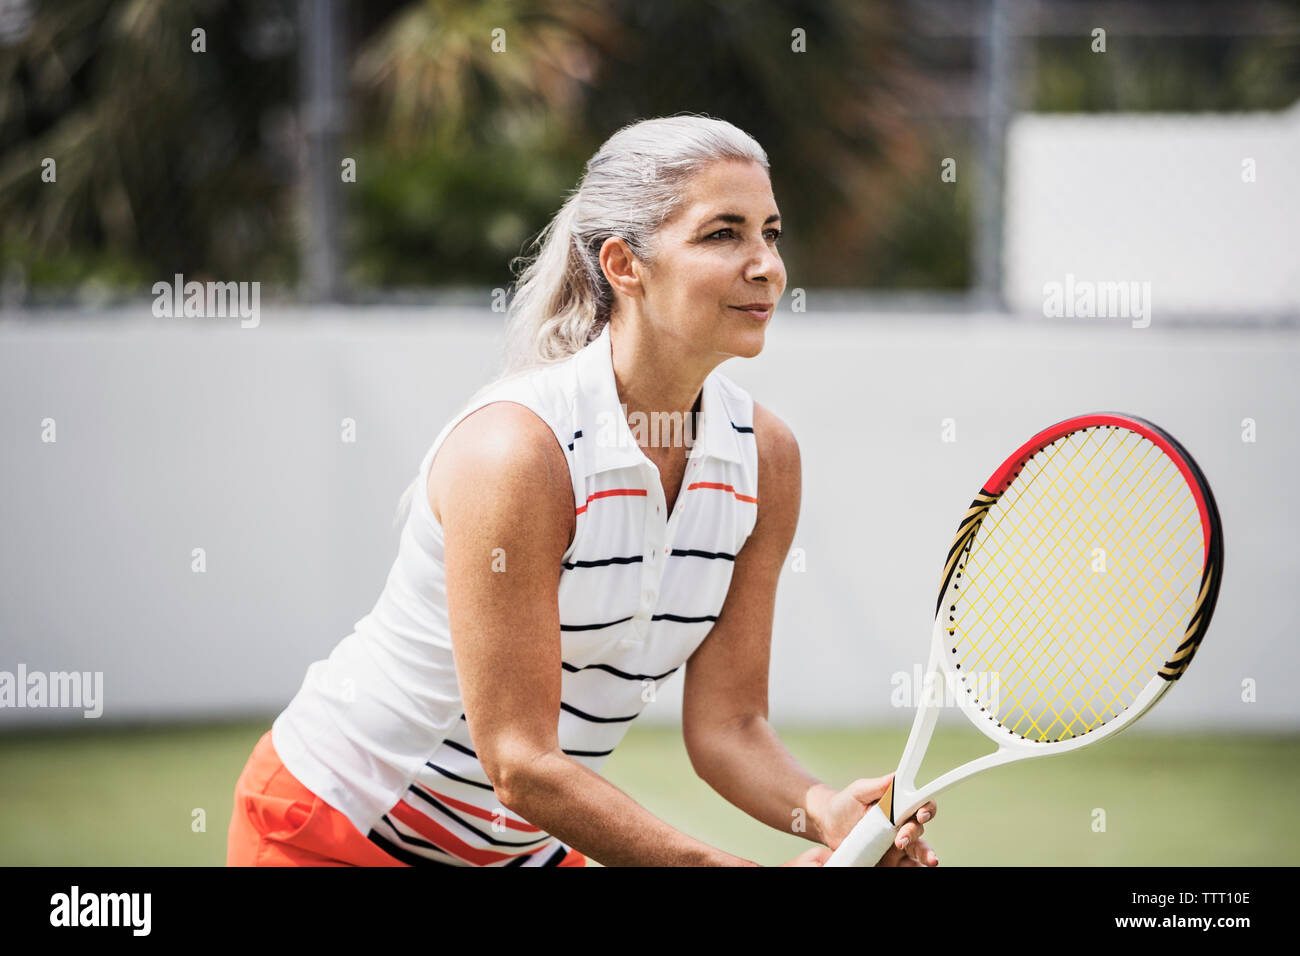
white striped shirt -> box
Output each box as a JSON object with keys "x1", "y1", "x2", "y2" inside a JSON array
[{"x1": 272, "y1": 322, "x2": 760, "y2": 866}]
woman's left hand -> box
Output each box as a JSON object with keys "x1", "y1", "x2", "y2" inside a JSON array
[{"x1": 817, "y1": 774, "x2": 939, "y2": 867}]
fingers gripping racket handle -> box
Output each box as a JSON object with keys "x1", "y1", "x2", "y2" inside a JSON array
[{"x1": 824, "y1": 803, "x2": 899, "y2": 867}]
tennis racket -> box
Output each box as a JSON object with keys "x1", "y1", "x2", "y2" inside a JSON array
[{"x1": 825, "y1": 412, "x2": 1224, "y2": 867}]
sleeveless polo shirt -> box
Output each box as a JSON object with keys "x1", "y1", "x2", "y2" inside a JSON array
[{"x1": 271, "y1": 322, "x2": 760, "y2": 866}]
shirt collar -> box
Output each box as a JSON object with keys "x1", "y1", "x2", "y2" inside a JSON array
[{"x1": 572, "y1": 321, "x2": 745, "y2": 478}]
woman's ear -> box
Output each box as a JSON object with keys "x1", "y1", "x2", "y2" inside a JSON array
[{"x1": 599, "y1": 236, "x2": 643, "y2": 299}]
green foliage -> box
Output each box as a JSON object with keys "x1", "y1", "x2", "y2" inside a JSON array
[
  {"x1": 1, "y1": 1, "x2": 1297, "y2": 297},
  {"x1": 0, "y1": 0, "x2": 299, "y2": 292},
  {"x1": 1034, "y1": 34, "x2": 1300, "y2": 112},
  {"x1": 346, "y1": 125, "x2": 588, "y2": 289}
]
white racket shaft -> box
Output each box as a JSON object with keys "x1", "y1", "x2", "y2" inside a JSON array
[
  {"x1": 824, "y1": 621, "x2": 1169, "y2": 867},
  {"x1": 824, "y1": 630, "x2": 950, "y2": 868}
]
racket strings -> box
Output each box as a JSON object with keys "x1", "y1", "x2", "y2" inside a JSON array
[
  {"x1": 977, "y1": 437, "x2": 1194, "y2": 737},
  {"x1": 961, "y1": 443, "x2": 1166, "y2": 722},
  {"x1": 951, "y1": 426, "x2": 1203, "y2": 743},
  {"x1": 1003, "y1": 442, "x2": 1197, "y2": 732},
  {"x1": 969, "y1": 432, "x2": 1198, "y2": 738}
]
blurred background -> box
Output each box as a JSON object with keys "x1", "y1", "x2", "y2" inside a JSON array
[{"x1": 1, "y1": 0, "x2": 1298, "y2": 865}]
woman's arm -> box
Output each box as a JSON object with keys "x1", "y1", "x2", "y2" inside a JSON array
[
  {"x1": 680, "y1": 401, "x2": 832, "y2": 836},
  {"x1": 433, "y1": 401, "x2": 755, "y2": 866},
  {"x1": 680, "y1": 402, "x2": 936, "y2": 864}
]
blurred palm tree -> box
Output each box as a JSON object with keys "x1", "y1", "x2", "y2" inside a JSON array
[
  {"x1": 0, "y1": 0, "x2": 297, "y2": 299},
  {"x1": 346, "y1": 0, "x2": 615, "y2": 287},
  {"x1": 4, "y1": 0, "x2": 1298, "y2": 301},
  {"x1": 352, "y1": 0, "x2": 603, "y2": 152},
  {"x1": 0, "y1": 0, "x2": 964, "y2": 297},
  {"x1": 347, "y1": 0, "x2": 947, "y2": 290}
]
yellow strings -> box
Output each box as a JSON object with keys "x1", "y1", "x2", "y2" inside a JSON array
[{"x1": 953, "y1": 428, "x2": 1202, "y2": 742}]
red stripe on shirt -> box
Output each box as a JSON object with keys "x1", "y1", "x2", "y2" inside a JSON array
[
  {"x1": 413, "y1": 783, "x2": 544, "y2": 833},
  {"x1": 686, "y1": 481, "x2": 757, "y2": 504},
  {"x1": 575, "y1": 487, "x2": 647, "y2": 515},
  {"x1": 390, "y1": 800, "x2": 549, "y2": 866}
]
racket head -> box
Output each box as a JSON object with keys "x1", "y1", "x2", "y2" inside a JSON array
[{"x1": 935, "y1": 412, "x2": 1223, "y2": 751}]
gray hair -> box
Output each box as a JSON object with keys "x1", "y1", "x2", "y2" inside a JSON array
[{"x1": 395, "y1": 114, "x2": 770, "y2": 525}]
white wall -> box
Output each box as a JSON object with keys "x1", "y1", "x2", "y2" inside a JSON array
[
  {"x1": 1004, "y1": 102, "x2": 1300, "y2": 317},
  {"x1": 1, "y1": 306, "x2": 1295, "y2": 730}
]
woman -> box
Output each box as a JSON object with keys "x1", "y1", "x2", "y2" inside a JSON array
[{"x1": 227, "y1": 114, "x2": 938, "y2": 867}]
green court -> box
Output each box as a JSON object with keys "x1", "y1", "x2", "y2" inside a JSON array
[{"x1": 2, "y1": 720, "x2": 1295, "y2": 866}]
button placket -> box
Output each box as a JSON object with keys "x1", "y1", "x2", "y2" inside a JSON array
[
  {"x1": 639, "y1": 450, "x2": 696, "y2": 619},
  {"x1": 639, "y1": 463, "x2": 665, "y2": 620}
]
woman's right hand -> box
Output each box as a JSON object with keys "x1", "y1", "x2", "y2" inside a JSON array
[
  {"x1": 820, "y1": 774, "x2": 939, "y2": 866},
  {"x1": 779, "y1": 846, "x2": 835, "y2": 866}
]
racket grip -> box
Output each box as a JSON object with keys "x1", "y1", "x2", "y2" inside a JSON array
[{"x1": 823, "y1": 803, "x2": 900, "y2": 867}]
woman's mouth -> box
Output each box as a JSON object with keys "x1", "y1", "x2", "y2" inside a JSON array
[{"x1": 731, "y1": 304, "x2": 773, "y2": 321}]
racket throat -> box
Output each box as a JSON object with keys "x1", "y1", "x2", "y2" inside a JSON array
[{"x1": 877, "y1": 778, "x2": 896, "y2": 826}]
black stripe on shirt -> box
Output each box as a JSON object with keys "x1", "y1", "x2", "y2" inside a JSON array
[
  {"x1": 442, "y1": 738, "x2": 476, "y2": 759},
  {"x1": 425, "y1": 760, "x2": 495, "y2": 791},
  {"x1": 542, "y1": 845, "x2": 569, "y2": 866},
  {"x1": 730, "y1": 421, "x2": 754, "y2": 433},
  {"x1": 567, "y1": 429, "x2": 583, "y2": 451},
  {"x1": 560, "y1": 615, "x2": 634, "y2": 632},
  {"x1": 560, "y1": 701, "x2": 640, "y2": 723},
  {"x1": 368, "y1": 826, "x2": 460, "y2": 868},
  {"x1": 670, "y1": 548, "x2": 736, "y2": 561},
  {"x1": 562, "y1": 554, "x2": 643, "y2": 570},
  {"x1": 563, "y1": 660, "x2": 680, "y2": 682},
  {"x1": 440, "y1": 730, "x2": 613, "y2": 761},
  {"x1": 562, "y1": 611, "x2": 716, "y2": 631},
  {"x1": 378, "y1": 814, "x2": 459, "y2": 856}
]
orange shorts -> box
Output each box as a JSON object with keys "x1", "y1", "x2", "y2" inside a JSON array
[{"x1": 226, "y1": 729, "x2": 586, "y2": 867}]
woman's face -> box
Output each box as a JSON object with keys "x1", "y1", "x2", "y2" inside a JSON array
[{"x1": 614, "y1": 158, "x2": 785, "y2": 361}]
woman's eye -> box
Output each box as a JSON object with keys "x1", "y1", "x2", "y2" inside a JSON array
[{"x1": 708, "y1": 228, "x2": 782, "y2": 241}]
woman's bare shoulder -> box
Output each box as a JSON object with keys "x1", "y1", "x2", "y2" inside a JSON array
[
  {"x1": 427, "y1": 401, "x2": 574, "y2": 531},
  {"x1": 751, "y1": 400, "x2": 800, "y2": 475},
  {"x1": 749, "y1": 400, "x2": 801, "y2": 538}
]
